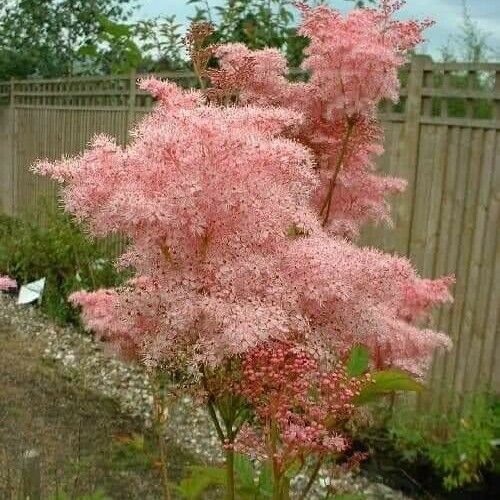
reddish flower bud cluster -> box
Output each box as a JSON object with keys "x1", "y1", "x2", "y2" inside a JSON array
[{"x1": 237, "y1": 341, "x2": 368, "y2": 466}]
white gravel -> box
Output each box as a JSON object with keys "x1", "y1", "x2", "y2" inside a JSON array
[{"x1": 0, "y1": 293, "x2": 409, "y2": 499}]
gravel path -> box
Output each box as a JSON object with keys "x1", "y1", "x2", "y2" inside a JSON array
[{"x1": 0, "y1": 293, "x2": 409, "y2": 499}]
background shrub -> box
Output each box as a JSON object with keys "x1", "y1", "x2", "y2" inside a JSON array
[
  {"x1": 388, "y1": 393, "x2": 500, "y2": 490},
  {"x1": 0, "y1": 202, "x2": 124, "y2": 324}
]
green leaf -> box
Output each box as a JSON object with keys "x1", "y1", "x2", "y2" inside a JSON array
[
  {"x1": 234, "y1": 453, "x2": 257, "y2": 494},
  {"x1": 346, "y1": 345, "x2": 370, "y2": 377},
  {"x1": 257, "y1": 463, "x2": 273, "y2": 498},
  {"x1": 356, "y1": 370, "x2": 425, "y2": 404},
  {"x1": 284, "y1": 460, "x2": 302, "y2": 479},
  {"x1": 98, "y1": 15, "x2": 132, "y2": 38},
  {"x1": 175, "y1": 465, "x2": 225, "y2": 499},
  {"x1": 78, "y1": 45, "x2": 98, "y2": 57}
]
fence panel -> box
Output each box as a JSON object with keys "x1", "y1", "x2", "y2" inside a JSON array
[{"x1": 0, "y1": 58, "x2": 498, "y2": 408}]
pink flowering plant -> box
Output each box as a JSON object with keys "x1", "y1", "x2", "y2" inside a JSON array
[
  {"x1": 34, "y1": 2, "x2": 453, "y2": 498},
  {"x1": 0, "y1": 275, "x2": 17, "y2": 291}
]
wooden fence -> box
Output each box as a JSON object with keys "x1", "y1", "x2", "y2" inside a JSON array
[{"x1": 0, "y1": 56, "x2": 498, "y2": 408}]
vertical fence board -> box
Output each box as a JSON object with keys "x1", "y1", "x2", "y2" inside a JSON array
[
  {"x1": 437, "y1": 126, "x2": 473, "y2": 409},
  {"x1": 400, "y1": 56, "x2": 428, "y2": 256},
  {"x1": 0, "y1": 108, "x2": 13, "y2": 214},
  {"x1": 409, "y1": 124, "x2": 438, "y2": 273},
  {"x1": 422, "y1": 126, "x2": 448, "y2": 279},
  {"x1": 450, "y1": 129, "x2": 484, "y2": 404},
  {"x1": 483, "y1": 134, "x2": 500, "y2": 391},
  {"x1": 459, "y1": 130, "x2": 496, "y2": 398},
  {"x1": 429, "y1": 126, "x2": 460, "y2": 408},
  {"x1": 464, "y1": 130, "x2": 498, "y2": 393}
]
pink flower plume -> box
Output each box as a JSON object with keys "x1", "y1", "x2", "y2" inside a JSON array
[{"x1": 0, "y1": 276, "x2": 17, "y2": 291}]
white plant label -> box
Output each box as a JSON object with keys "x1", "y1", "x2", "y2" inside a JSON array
[{"x1": 18, "y1": 277, "x2": 46, "y2": 305}]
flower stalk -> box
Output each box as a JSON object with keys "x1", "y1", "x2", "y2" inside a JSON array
[{"x1": 149, "y1": 371, "x2": 171, "y2": 500}]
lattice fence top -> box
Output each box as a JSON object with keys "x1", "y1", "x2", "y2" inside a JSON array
[
  {"x1": 1, "y1": 59, "x2": 499, "y2": 128},
  {"x1": 0, "y1": 81, "x2": 10, "y2": 106},
  {"x1": 0, "y1": 72, "x2": 197, "y2": 109},
  {"x1": 419, "y1": 60, "x2": 500, "y2": 127}
]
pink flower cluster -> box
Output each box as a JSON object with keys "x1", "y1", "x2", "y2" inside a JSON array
[
  {"x1": 68, "y1": 288, "x2": 141, "y2": 361},
  {"x1": 44, "y1": 92, "x2": 320, "y2": 370},
  {"x1": 0, "y1": 275, "x2": 17, "y2": 291},
  {"x1": 282, "y1": 236, "x2": 452, "y2": 373},
  {"x1": 34, "y1": 1, "x2": 451, "y2": 379},
  {"x1": 213, "y1": 0, "x2": 432, "y2": 237},
  {"x1": 237, "y1": 341, "x2": 367, "y2": 466}
]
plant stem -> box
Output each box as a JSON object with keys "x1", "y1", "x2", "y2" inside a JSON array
[
  {"x1": 270, "y1": 420, "x2": 283, "y2": 500},
  {"x1": 298, "y1": 457, "x2": 324, "y2": 500},
  {"x1": 225, "y1": 447, "x2": 236, "y2": 500},
  {"x1": 201, "y1": 367, "x2": 226, "y2": 443},
  {"x1": 193, "y1": 59, "x2": 207, "y2": 90},
  {"x1": 150, "y1": 372, "x2": 171, "y2": 500},
  {"x1": 204, "y1": 397, "x2": 236, "y2": 499},
  {"x1": 319, "y1": 119, "x2": 356, "y2": 226},
  {"x1": 200, "y1": 365, "x2": 236, "y2": 500},
  {"x1": 206, "y1": 398, "x2": 226, "y2": 442},
  {"x1": 157, "y1": 423, "x2": 171, "y2": 500}
]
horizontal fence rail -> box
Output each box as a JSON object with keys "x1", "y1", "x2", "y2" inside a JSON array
[{"x1": 0, "y1": 56, "x2": 498, "y2": 411}]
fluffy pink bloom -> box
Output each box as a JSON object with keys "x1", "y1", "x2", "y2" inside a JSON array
[
  {"x1": 69, "y1": 289, "x2": 140, "y2": 361},
  {"x1": 0, "y1": 275, "x2": 17, "y2": 291},
  {"x1": 214, "y1": 1, "x2": 432, "y2": 237},
  {"x1": 138, "y1": 77, "x2": 202, "y2": 108},
  {"x1": 298, "y1": 0, "x2": 431, "y2": 113},
  {"x1": 282, "y1": 236, "x2": 452, "y2": 373},
  {"x1": 36, "y1": 86, "x2": 321, "y2": 368},
  {"x1": 34, "y1": 2, "x2": 451, "y2": 379}
]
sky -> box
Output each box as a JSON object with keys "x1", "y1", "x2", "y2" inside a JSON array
[{"x1": 134, "y1": 0, "x2": 500, "y2": 59}]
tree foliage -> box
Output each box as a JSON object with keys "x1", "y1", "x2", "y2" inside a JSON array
[
  {"x1": 0, "y1": 0, "x2": 139, "y2": 79},
  {"x1": 187, "y1": 0, "x2": 307, "y2": 66},
  {"x1": 143, "y1": 0, "x2": 377, "y2": 72},
  {"x1": 440, "y1": 0, "x2": 495, "y2": 62},
  {"x1": 0, "y1": 1, "x2": 381, "y2": 79}
]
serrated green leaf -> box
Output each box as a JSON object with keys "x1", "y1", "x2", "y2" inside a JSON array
[
  {"x1": 356, "y1": 370, "x2": 424, "y2": 404},
  {"x1": 346, "y1": 345, "x2": 370, "y2": 377}
]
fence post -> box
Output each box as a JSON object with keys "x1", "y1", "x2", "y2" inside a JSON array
[
  {"x1": 9, "y1": 78, "x2": 17, "y2": 216},
  {"x1": 400, "y1": 55, "x2": 430, "y2": 256},
  {"x1": 20, "y1": 449, "x2": 41, "y2": 500},
  {"x1": 494, "y1": 69, "x2": 500, "y2": 121},
  {"x1": 8, "y1": 78, "x2": 17, "y2": 215},
  {"x1": 127, "y1": 71, "x2": 137, "y2": 143}
]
